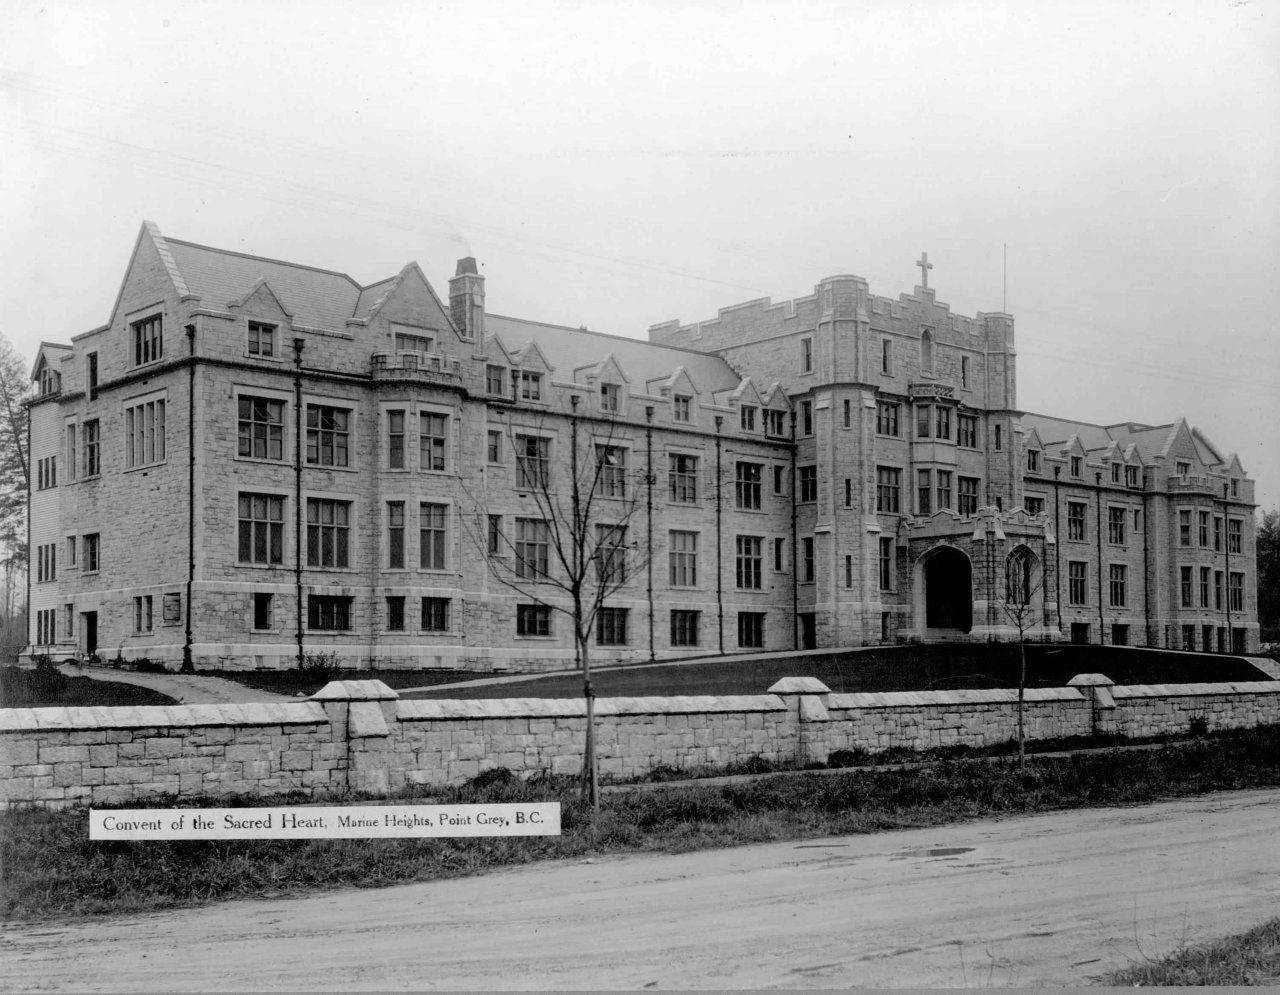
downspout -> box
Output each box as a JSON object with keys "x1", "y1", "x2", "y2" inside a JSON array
[
  {"x1": 293, "y1": 337, "x2": 305, "y2": 670},
  {"x1": 24, "y1": 408, "x2": 31, "y2": 654},
  {"x1": 1052, "y1": 465, "x2": 1062, "y2": 638},
  {"x1": 1142, "y1": 481, "x2": 1152, "y2": 647},
  {"x1": 714, "y1": 415, "x2": 724, "y2": 655},
  {"x1": 1095, "y1": 471, "x2": 1105, "y2": 645},
  {"x1": 645, "y1": 405, "x2": 655, "y2": 662},
  {"x1": 1223, "y1": 483, "x2": 1231, "y2": 651},
  {"x1": 790, "y1": 409, "x2": 799, "y2": 650},
  {"x1": 182, "y1": 324, "x2": 196, "y2": 673}
]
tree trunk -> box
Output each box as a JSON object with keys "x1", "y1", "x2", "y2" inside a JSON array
[
  {"x1": 1017, "y1": 637, "x2": 1027, "y2": 769},
  {"x1": 579, "y1": 629, "x2": 599, "y2": 814}
]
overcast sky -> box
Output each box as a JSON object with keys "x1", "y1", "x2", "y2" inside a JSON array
[{"x1": 2, "y1": 0, "x2": 1277, "y2": 506}]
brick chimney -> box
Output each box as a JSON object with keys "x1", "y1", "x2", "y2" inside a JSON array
[{"x1": 449, "y1": 257, "x2": 484, "y2": 341}]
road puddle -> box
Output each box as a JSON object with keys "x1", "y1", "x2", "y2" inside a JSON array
[{"x1": 891, "y1": 846, "x2": 975, "y2": 859}]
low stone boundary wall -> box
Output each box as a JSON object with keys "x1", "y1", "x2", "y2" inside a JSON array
[{"x1": 2, "y1": 675, "x2": 1278, "y2": 808}]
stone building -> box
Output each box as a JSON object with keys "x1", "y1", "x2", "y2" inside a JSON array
[{"x1": 24, "y1": 225, "x2": 1260, "y2": 670}]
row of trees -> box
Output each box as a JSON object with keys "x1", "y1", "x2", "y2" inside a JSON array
[{"x1": 0, "y1": 333, "x2": 31, "y2": 662}]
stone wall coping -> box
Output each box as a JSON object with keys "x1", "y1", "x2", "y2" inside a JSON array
[
  {"x1": 396, "y1": 694, "x2": 785, "y2": 721},
  {"x1": 1110, "y1": 682, "x2": 1280, "y2": 699},
  {"x1": 311, "y1": 680, "x2": 399, "y2": 701},
  {"x1": 829, "y1": 687, "x2": 1086, "y2": 709},
  {"x1": 0, "y1": 701, "x2": 329, "y2": 732},
  {"x1": 1067, "y1": 673, "x2": 1115, "y2": 687},
  {"x1": 768, "y1": 677, "x2": 832, "y2": 694}
]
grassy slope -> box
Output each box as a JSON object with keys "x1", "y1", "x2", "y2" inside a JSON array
[
  {"x1": 1104, "y1": 916, "x2": 1280, "y2": 986},
  {"x1": 0, "y1": 667, "x2": 178, "y2": 708}
]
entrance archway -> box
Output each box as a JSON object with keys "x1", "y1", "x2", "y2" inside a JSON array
[{"x1": 923, "y1": 546, "x2": 972, "y2": 632}]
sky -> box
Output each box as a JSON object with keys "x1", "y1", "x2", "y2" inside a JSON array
[{"x1": 2, "y1": 0, "x2": 1278, "y2": 507}]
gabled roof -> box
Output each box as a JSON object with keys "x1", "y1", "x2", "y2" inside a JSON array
[
  {"x1": 1022, "y1": 412, "x2": 1227, "y2": 468},
  {"x1": 485, "y1": 314, "x2": 740, "y2": 395},
  {"x1": 29, "y1": 343, "x2": 71, "y2": 381}
]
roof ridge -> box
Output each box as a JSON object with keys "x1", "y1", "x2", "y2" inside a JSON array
[
  {"x1": 487, "y1": 312, "x2": 739, "y2": 359},
  {"x1": 166, "y1": 237, "x2": 363, "y2": 289}
]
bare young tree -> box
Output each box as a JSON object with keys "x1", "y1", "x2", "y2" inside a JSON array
[
  {"x1": 1000, "y1": 544, "x2": 1044, "y2": 768},
  {"x1": 0, "y1": 335, "x2": 31, "y2": 630},
  {"x1": 463, "y1": 396, "x2": 652, "y2": 812}
]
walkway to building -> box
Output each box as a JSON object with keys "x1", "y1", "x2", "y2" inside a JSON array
[{"x1": 58, "y1": 663, "x2": 299, "y2": 705}]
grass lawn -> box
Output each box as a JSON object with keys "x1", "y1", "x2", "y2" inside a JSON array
[
  {"x1": 197, "y1": 667, "x2": 489, "y2": 697},
  {"x1": 0, "y1": 665, "x2": 178, "y2": 708},
  {"x1": 4, "y1": 723, "x2": 1280, "y2": 921},
  {"x1": 1103, "y1": 916, "x2": 1280, "y2": 986}
]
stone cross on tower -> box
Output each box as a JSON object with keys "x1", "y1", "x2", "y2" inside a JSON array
[{"x1": 916, "y1": 252, "x2": 933, "y2": 289}]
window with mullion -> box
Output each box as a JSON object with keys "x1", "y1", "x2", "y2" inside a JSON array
[
  {"x1": 419, "y1": 503, "x2": 447, "y2": 570},
  {"x1": 238, "y1": 493, "x2": 284, "y2": 564},
  {"x1": 306, "y1": 405, "x2": 350, "y2": 467},
  {"x1": 306, "y1": 498, "x2": 350, "y2": 568},
  {"x1": 419, "y1": 412, "x2": 448, "y2": 472},
  {"x1": 669, "y1": 453, "x2": 698, "y2": 502},
  {"x1": 239, "y1": 397, "x2": 285, "y2": 461}
]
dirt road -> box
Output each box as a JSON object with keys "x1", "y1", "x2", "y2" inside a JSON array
[{"x1": 4, "y1": 789, "x2": 1278, "y2": 990}]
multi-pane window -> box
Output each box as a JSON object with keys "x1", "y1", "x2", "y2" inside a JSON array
[
  {"x1": 387, "y1": 410, "x2": 406, "y2": 469},
  {"x1": 518, "y1": 370, "x2": 542, "y2": 401},
  {"x1": 419, "y1": 503, "x2": 447, "y2": 570},
  {"x1": 517, "y1": 604, "x2": 551, "y2": 636},
  {"x1": 308, "y1": 595, "x2": 352, "y2": 630},
  {"x1": 1215, "y1": 571, "x2": 1224, "y2": 610},
  {"x1": 238, "y1": 494, "x2": 284, "y2": 564},
  {"x1": 1026, "y1": 449, "x2": 1040, "y2": 472},
  {"x1": 600, "y1": 382, "x2": 621, "y2": 413},
  {"x1": 131, "y1": 314, "x2": 163, "y2": 366},
  {"x1": 394, "y1": 331, "x2": 433, "y2": 354},
  {"x1": 419, "y1": 412, "x2": 448, "y2": 471},
  {"x1": 65, "y1": 424, "x2": 76, "y2": 482},
  {"x1": 737, "y1": 612, "x2": 765, "y2": 649},
  {"x1": 1067, "y1": 502, "x2": 1087, "y2": 541},
  {"x1": 800, "y1": 337, "x2": 813, "y2": 373},
  {"x1": 1125, "y1": 465, "x2": 1140, "y2": 488},
  {"x1": 134, "y1": 595, "x2": 153, "y2": 633},
  {"x1": 387, "y1": 502, "x2": 405, "y2": 568},
  {"x1": 1109, "y1": 564, "x2": 1127, "y2": 607},
  {"x1": 486, "y1": 365, "x2": 506, "y2": 396},
  {"x1": 736, "y1": 535, "x2": 763, "y2": 589},
  {"x1": 36, "y1": 543, "x2": 56, "y2": 583},
  {"x1": 36, "y1": 456, "x2": 56, "y2": 489},
  {"x1": 422, "y1": 597, "x2": 450, "y2": 632},
  {"x1": 670, "y1": 609, "x2": 700, "y2": 647},
  {"x1": 673, "y1": 395, "x2": 691, "y2": 423},
  {"x1": 1070, "y1": 455, "x2": 1082, "y2": 477},
  {"x1": 1108, "y1": 507, "x2": 1126, "y2": 545},
  {"x1": 1006, "y1": 548, "x2": 1033, "y2": 605},
  {"x1": 1229, "y1": 572, "x2": 1244, "y2": 611},
  {"x1": 930, "y1": 469, "x2": 951, "y2": 511},
  {"x1": 596, "y1": 445, "x2": 627, "y2": 497},
  {"x1": 958, "y1": 476, "x2": 979, "y2": 516},
  {"x1": 239, "y1": 397, "x2": 285, "y2": 460},
  {"x1": 1179, "y1": 510, "x2": 1192, "y2": 546},
  {"x1": 595, "y1": 524, "x2": 627, "y2": 585},
  {"x1": 876, "y1": 401, "x2": 900, "y2": 436},
  {"x1": 1024, "y1": 496, "x2": 1044, "y2": 515},
  {"x1": 1198, "y1": 511, "x2": 1210, "y2": 548},
  {"x1": 740, "y1": 405, "x2": 756, "y2": 432},
  {"x1": 668, "y1": 453, "x2": 698, "y2": 503},
  {"x1": 306, "y1": 405, "x2": 350, "y2": 467},
  {"x1": 802, "y1": 536, "x2": 815, "y2": 582},
  {"x1": 1213, "y1": 516, "x2": 1223, "y2": 552},
  {"x1": 247, "y1": 321, "x2": 275, "y2": 357},
  {"x1": 515, "y1": 519, "x2": 549, "y2": 579},
  {"x1": 515, "y1": 435, "x2": 550, "y2": 489},
  {"x1": 954, "y1": 414, "x2": 976, "y2": 448},
  {"x1": 669, "y1": 530, "x2": 698, "y2": 587},
  {"x1": 879, "y1": 537, "x2": 894, "y2": 590},
  {"x1": 596, "y1": 607, "x2": 628, "y2": 646},
  {"x1": 876, "y1": 467, "x2": 901, "y2": 513},
  {"x1": 38, "y1": 362, "x2": 59, "y2": 396},
  {"x1": 1111, "y1": 463, "x2": 1122, "y2": 484},
  {"x1": 85, "y1": 533, "x2": 100, "y2": 572},
  {"x1": 766, "y1": 409, "x2": 787, "y2": 437},
  {"x1": 1068, "y1": 561, "x2": 1087, "y2": 605},
  {"x1": 84, "y1": 419, "x2": 100, "y2": 477},
  {"x1": 125, "y1": 399, "x2": 165, "y2": 468},
  {"x1": 35, "y1": 608, "x2": 56, "y2": 645},
  {"x1": 1180, "y1": 566, "x2": 1193, "y2": 607},
  {"x1": 916, "y1": 469, "x2": 932, "y2": 515},
  {"x1": 935, "y1": 405, "x2": 951, "y2": 440},
  {"x1": 306, "y1": 499, "x2": 351, "y2": 568},
  {"x1": 386, "y1": 596, "x2": 406, "y2": 632},
  {"x1": 915, "y1": 404, "x2": 931, "y2": 438},
  {"x1": 736, "y1": 462, "x2": 762, "y2": 510},
  {"x1": 1228, "y1": 518, "x2": 1242, "y2": 554},
  {"x1": 799, "y1": 465, "x2": 817, "y2": 502},
  {"x1": 801, "y1": 401, "x2": 813, "y2": 436},
  {"x1": 253, "y1": 593, "x2": 273, "y2": 630},
  {"x1": 1200, "y1": 567, "x2": 1211, "y2": 608},
  {"x1": 486, "y1": 430, "x2": 502, "y2": 464},
  {"x1": 487, "y1": 515, "x2": 503, "y2": 556}
]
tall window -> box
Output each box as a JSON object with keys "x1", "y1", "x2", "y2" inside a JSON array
[
  {"x1": 1070, "y1": 456, "x2": 1082, "y2": 477},
  {"x1": 673, "y1": 395, "x2": 691, "y2": 423},
  {"x1": 1179, "y1": 509, "x2": 1192, "y2": 546},
  {"x1": 515, "y1": 519, "x2": 549, "y2": 579},
  {"x1": 766, "y1": 409, "x2": 786, "y2": 437},
  {"x1": 876, "y1": 401, "x2": 900, "y2": 436},
  {"x1": 134, "y1": 595, "x2": 153, "y2": 633},
  {"x1": 736, "y1": 535, "x2": 763, "y2": 589},
  {"x1": 423, "y1": 597, "x2": 450, "y2": 632},
  {"x1": 915, "y1": 404, "x2": 931, "y2": 438},
  {"x1": 515, "y1": 435, "x2": 550, "y2": 489},
  {"x1": 595, "y1": 525, "x2": 627, "y2": 585},
  {"x1": 1108, "y1": 507, "x2": 1126, "y2": 545},
  {"x1": 936, "y1": 470, "x2": 952, "y2": 511},
  {"x1": 799, "y1": 465, "x2": 817, "y2": 502},
  {"x1": 958, "y1": 476, "x2": 979, "y2": 516},
  {"x1": 1067, "y1": 502, "x2": 1087, "y2": 541},
  {"x1": 881, "y1": 339, "x2": 893, "y2": 374},
  {"x1": 668, "y1": 453, "x2": 698, "y2": 502},
  {"x1": 517, "y1": 604, "x2": 551, "y2": 636},
  {"x1": 131, "y1": 314, "x2": 163, "y2": 366},
  {"x1": 1200, "y1": 567, "x2": 1211, "y2": 608},
  {"x1": 670, "y1": 610, "x2": 700, "y2": 647},
  {"x1": 1109, "y1": 564, "x2": 1127, "y2": 607},
  {"x1": 387, "y1": 410, "x2": 405, "y2": 469},
  {"x1": 253, "y1": 593, "x2": 273, "y2": 630},
  {"x1": 518, "y1": 370, "x2": 542, "y2": 401},
  {"x1": 740, "y1": 405, "x2": 757, "y2": 432},
  {"x1": 934, "y1": 405, "x2": 951, "y2": 440},
  {"x1": 1229, "y1": 572, "x2": 1244, "y2": 611},
  {"x1": 36, "y1": 543, "x2": 56, "y2": 583},
  {"x1": 1198, "y1": 511, "x2": 1210, "y2": 548},
  {"x1": 239, "y1": 397, "x2": 285, "y2": 461},
  {"x1": 800, "y1": 337, "x2": 813, "y2": 373},
  {"x1": 419, "y1": 412, "x2": 448, "y2": 471},
  {"x1": 1068, "y1": 561, "x2": 1087, "y2": 605},
  {"x1": 842, "y1": 399, "x2": 851, "y2": 428},
  {"x1": 1006, "y1": 548, "x2": 1033, "y2": 605},
  {"x1": 669, "y1": 530, "x2": 698, "y2": 587},
  {"x1": 238, "y1": 494, "x2": 284, "y2": 564},
  {"x1": 306, "y1": 405, "x2": 350, "y2": 467},
  {"x1": 961, "y1": 355, "x2": 970, "y2": 388},
  {"x1": 876, "y1": 467, "x2": 901, "y2": 513},
  {"x1": 1180, "y1": 566, "x2": 1193, "y2": 607},
  {"x1": 419, "y1": 503, "x2": 447, "y2": 570},
  {"x1": 596, "y1": 607, "x2": 628, "y2": 646},
  {"x1": 801, "y1": 401, "x2": 812, "y2": 436},
  {"x1": 36, "y1": 456, "x2": 56, "y2": 490},
  {"x1": 736, "y1": 462, "x2": 762, "y2": 510},
  {"x1": 737, "y1": 612, "x2": 765, "y2": 648},
  {"x1": 957, "y1": 414, "x2": 978, "y2": 448},
  {"x1": 65, "y1": 424, "x2": 76, "y2": 482},
  {"x1": 916, "y1": 469, "x2": 932, "y2": 515},
  {"x1": 386, "y1": 597, "x2": 406, "y2": 631},
  {"x1": 596, "y1": 445, "x2": 627, "y2": 497},
  {"x1": 306, "y1": 498, "x2": 351, "y2": 568},
  {"x1": 1228, "y1": 518, "x2": 1242, "y2": 554},
  {"x1": 600, "y1": 382, "x2": 620, "y2": 413},
  {"x1": 1215, "y1": 571, "x2": 1224, "y2": 610},
  {"x1": 85, "y1": 533, "x2": 100, "y2": 572},
  {"x1": 802, "y1": 536, "x2": 815, "y2": 582},
  {"x1": 125, "y1": 399, "x2": 166, "y2": 468},
  {"x1": 879, "y1": 537, "x2": 894, "y2": 590},
  {"x1": 486, "y1": 430, "x2": 502, "y2": 464},
  {"x1": 920, "y1": 329, "x2": 934, "y2": 373},
  {"x1": 84, "y1": 419, "x2": 100, "y2": 477},
  {"x1": 1213, "y1": 516, "x2": 1223, "y2": 552},
  {"x1": 247, "y1": 321, "x2": 275, "y2": 357},
  {"x1": 1026, "y1": 449, "x2": 1040, "y2": 472},
  {"x1": 308, "y1": 595, "x2": 351, "y2": 631},
  {"x1": 487, "y1": 515, "x2": 503, "y2": 555},
  {"x1": 387, "y1": 502, "x2": 405, "y2": 568},
  {"x1": 486, "y1": 365, "x2": 506, "y2": 396}
]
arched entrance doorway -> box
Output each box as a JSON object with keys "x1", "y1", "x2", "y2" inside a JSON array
[{"x1": 923, "y1": 546, "x2": 972, "y2": 633}]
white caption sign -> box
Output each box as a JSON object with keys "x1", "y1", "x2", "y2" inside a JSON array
[{"x1": 89, "y1": 803, "x2": 561, "y2": 840}]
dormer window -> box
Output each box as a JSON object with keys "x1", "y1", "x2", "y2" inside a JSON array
[
  {"x1": 394, "y1": 331, "x2": 434, "y2": 354},
  {"x1": 247, "y1": 321, "x2": 276, "y2": 357},
  {"x1": 601, "y1": 382, "x2": 620, "y2": 413},
  {"x1": 766, "y1": 409, "x2": 786, "y2": 438},
  {"x1": 132, "y1": 314, "x2": 163, "y2": 366},
  {"x1": 486, "y1": 365, "x2": 506, "y2": 396},
  {"x1": 518, "y1": 370, "x2": 542, "y2": 401},
  {"x1": 1125, "y1": 465, "x2": 1140, "y2": 488},
  {"x1": 740, "y1": 405, "x2": 757, "y2": 432},
  {"x1": 1111, "y1": 463, "x2": 1121, "y2": 483},
  {"x1": 38, "y1": 363, "x2": 60, "y2": 396},
  {"x1": 1026, "y1": 449, "x2": 1040, "y2": 472},
  {"x1": 1070, "y1": 455, "x2": 1082, "y2": 477},
  {"x1": 1176, "y1": 460, "x2": 1191, "y2": 476},
  {"x1": 673, "y1": 395, "x2": 691, "y2": 423}
]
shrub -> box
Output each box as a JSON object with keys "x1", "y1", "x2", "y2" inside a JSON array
[
  {"x1": 300, "y1": 651, "x2": 342, "y2": 682},
  {"x1": 1190, "y1": 715, "x2": 1209, "y2": 737}
]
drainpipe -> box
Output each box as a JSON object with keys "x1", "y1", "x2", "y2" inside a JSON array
[
  {"x1": 1223, "y1": 482, "x2": 1230, "y2": 651},
  {"x1": 1052, "y1": 465, "x2": 1062, "y2": 638},
  {"x1": 790, "y1": 409, "x2": 799, "y2": 650},
  {"x1": 182, "y1": 323, "x2": 197, "y2": 673},
  {"x1": 1142, "y1": 481, "x2": 1152, "y2": 647},
  {"x1": 293, "y1": 337, "x2": 305, "y2": 670},
  {"x1": 1095, "y1": 471, "x2": 1105, "y2": 645},
  {"x1": 645, "y1": 405, "x2": 655, "y2": 662},
  {"x1": 714, "y1": 415, "x2": 724, "y2": 655}
]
